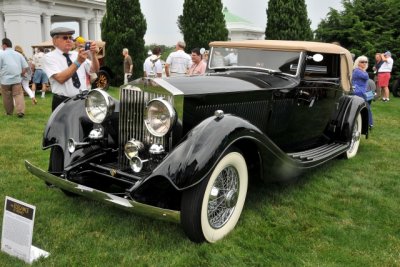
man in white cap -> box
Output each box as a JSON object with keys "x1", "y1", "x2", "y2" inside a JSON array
[
  {"x1": 377, "y1": 51, "x2": 394, "y2": 102},
  {"x1": 43, "y1": 27, "x2": 99, "y2": 111}
]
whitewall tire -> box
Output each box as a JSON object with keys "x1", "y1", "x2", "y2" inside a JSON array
[
  {"x1": 181, "y1": 150, "x2": 248, "y2": 243},
  {"x1": 345, "y1": 113, "x2": 362, "y2": 159}
]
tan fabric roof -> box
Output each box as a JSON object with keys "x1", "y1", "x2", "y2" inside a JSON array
[
  {"x1": 210, "y1": 40, "x2": 354, "y2": 91},
  {"x1": 210, "y1": 40, "x2": 349, "y2": 54}
]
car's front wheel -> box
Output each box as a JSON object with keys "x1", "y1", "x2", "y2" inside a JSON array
[
  {"x1": 181, "y1": 149, "x2": 248, "y2": 243},
  {"x1": 344, "y1": 113, "x2": 362, "y2": 159}
]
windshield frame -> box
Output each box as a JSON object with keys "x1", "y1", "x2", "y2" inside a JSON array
[{"x1": 208, "y1": 46, "x2": 303, "y2": 77}]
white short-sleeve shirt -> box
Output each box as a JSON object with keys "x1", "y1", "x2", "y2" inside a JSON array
[
  {"x1": 143, "y1": 55, "x2": 163, "y2": 77},
  {"x1": 43, "y1": 48, "x2": 91, "y2": 97},
  {"x1": 166, "y1": 50, "x2": 191, "y2": 75},
  {"x1": 378, "y1": 57, "x2": 393, "y2": 73}
]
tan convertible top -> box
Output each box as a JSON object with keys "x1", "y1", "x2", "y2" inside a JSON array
[
  {"x1": 210, "y1": 40, "x2": 353, "y2": 91},
  {"x1": 210, "y1": 40, "x2": 348, "y2": 54}
]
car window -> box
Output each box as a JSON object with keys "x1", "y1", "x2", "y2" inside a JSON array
[
  {"x1": 304, "y1": 53, "x2": 340, "y2": 79},
  {"x1": 209, "y1": 47, "x2": 301, "y2": 76}
]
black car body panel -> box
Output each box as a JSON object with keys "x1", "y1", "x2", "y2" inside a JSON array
[{"x1": 26, "y1": 40, "x2": 369, "y2": 242}]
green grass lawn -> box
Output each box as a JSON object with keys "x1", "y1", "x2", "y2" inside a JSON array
[{"x1": 0, "y1": 90, "x2": 399, "y2": 266}]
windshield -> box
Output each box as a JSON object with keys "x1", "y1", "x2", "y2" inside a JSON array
[{"x1": 209, "y1": 47, "x2": 301, "y2": 76}]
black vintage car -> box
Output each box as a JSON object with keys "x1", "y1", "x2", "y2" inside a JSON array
[{"x1": 26, "y1": 40, "x2": 369, "y2": 243}]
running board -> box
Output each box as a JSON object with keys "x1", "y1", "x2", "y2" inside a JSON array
[{"x1": 287, "y1": 143, "x2": 349, "y2": 163}]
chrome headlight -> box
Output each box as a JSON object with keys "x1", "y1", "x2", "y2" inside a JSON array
[
  {"x1": 85, "y1": 89, "x2": 115, "y2": 123},
  {"x1": 144, "y1": 98, "x2": 176, "y2": 137}
]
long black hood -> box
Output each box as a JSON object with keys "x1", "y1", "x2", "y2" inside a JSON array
[{"x1": 165, "y1": 71, "x2": 298, "y2": 95}]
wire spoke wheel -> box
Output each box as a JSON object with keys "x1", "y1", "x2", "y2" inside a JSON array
[
  {"x1": 181, "y1": 149, "x2": 248, "y2": 243},
  {"x1": 92, "y1": 70, "x2": 110, "y2": 90},
  {"x1": 207, "y1": 166, "x2": 240, "y2": 229}
]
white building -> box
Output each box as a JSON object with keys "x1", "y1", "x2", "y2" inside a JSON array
[
  {"x1": 223, "y1": 7, "x2": 265, "y2": 41},
  {"x1": 0, "y1": 0, "x2": 105, "y2": 57}
]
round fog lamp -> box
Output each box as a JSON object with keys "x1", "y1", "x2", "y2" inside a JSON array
[{"x1": 124, "y1": 139, "x2": 144, "y2": 159}]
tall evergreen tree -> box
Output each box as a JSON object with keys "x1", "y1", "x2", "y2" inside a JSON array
[
  {"x1": 315, "y1": 0, "x2": 400, "y2": 75},
  {"x1": 101, "y1": 0, "x2": 146, "y2": 85},
  {"x1": 178, "y1": 0, "x2": 228, "y2": 52},
  {"x1": 265, "y1": 0, "x2": 313, "y2": 40}
]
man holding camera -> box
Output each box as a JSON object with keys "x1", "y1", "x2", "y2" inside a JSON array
[{"x1": 43, "y1": 27, "x2": 99, "y2": 111}]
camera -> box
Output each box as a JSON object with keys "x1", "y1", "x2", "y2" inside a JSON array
[{"x1": 84, "y1": 42, "x2": 91, "y2": 51}]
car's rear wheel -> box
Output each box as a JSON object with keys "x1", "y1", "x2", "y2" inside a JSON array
[
  {"x1": 92, "y1": 70, "x2": 110, "y2": 91},
  {"x1": 344, "y1": 113, "x2": 362, "y2": 159},
  {"x1": 181, "y1": 149, "x2": 248, "y2": 243}
]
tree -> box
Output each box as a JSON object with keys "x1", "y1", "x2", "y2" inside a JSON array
[
  {"x1": 178, "y1": 0, "x2": 228, "y2": 52},
  {"x1": 265, "y1": 0, "x2": 313, "y2": 40},
  {"x1": 101, "y1": 0, "x2": 146, "y2": 85},
  {"x1": 315, "y1": 0, "x2": 400, "y2": 76}
]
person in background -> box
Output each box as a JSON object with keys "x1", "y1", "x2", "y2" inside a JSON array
[
  {"x1": 74, "y1": 36, "x2": 96, "y2": 89},
  {"x1": 143, "y1": 46, "x2": 163, "y2": 78},
  {"x1": 43, "y1": 27, "x2": 99, "y2": 111},
  {"x1": 224, "y1": 49, "x2": 238, "y2": 66},
  {"x1": 210, "y1": 50, "x2": 225, "y2": 67},
  {"x1": 122, "y1": 48, "x2": 133, "y2": 84},
  {"x1": 203, "y1": 50, "x2": 209, "y2": 64},
  {"x1": 188, "y1": 47, "x2": 207, "y2": 76},
  {"x1": 372, "y1": 52, "x2": 383, "y2": 99},
  {"x1": 31, "y1": 47, "x2": 49, "y2": 98},
  {"x1": 165, "y1": 41, "x2": 191, "y2": 77},
  {"x1": 0, "y1": 38, "x2": 28, "y2": 117},
  {"x1": 352, "y1": 55, "x2": 373, "y2": 128},
  {"x1": 377, "y1": 51, "x2": 393, "y2": 102},
  {"x1": 14, "y1": 45, "x2": 37, "y2": 105}
]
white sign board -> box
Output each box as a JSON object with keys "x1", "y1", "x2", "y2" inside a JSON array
[{"x1": 1, "y1": 196, "x2": 49, "y2": 264}]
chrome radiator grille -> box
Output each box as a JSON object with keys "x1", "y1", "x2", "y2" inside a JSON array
[{"x1": 118, "y1": 87, "x2": 171, "y2": 168}]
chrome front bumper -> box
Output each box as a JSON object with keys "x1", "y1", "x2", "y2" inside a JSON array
[{"x1": 25, "y1": 160, "x2": 180, "y2": 224}]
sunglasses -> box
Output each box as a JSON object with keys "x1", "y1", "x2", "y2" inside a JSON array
[
  {"x1": 58, "y1": 35, "x2": 74, "y2": 41},
  {"x1": 360, "y1": 61, "x2": 368, "y2": 63}
]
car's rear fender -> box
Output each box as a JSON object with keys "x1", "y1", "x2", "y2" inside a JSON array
[{"x1": 329, "y1": 95, "x2": 369, "y2": 141}]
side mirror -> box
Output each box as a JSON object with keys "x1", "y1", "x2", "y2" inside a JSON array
[{"x1": 312, "y1": 54, "x2": 324, "y2": 62}]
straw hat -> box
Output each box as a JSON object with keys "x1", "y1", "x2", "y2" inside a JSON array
[{"x1": 14, "y1": 45, "x2": 24, "y2": 54}]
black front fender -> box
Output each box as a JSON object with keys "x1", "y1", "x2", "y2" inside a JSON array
[
  {"x1": 43, "y1": 96, "x2": 95, "y2": 167},
  {"x1": 147, "y1": 114, "x2": 292, "y2": 190}
]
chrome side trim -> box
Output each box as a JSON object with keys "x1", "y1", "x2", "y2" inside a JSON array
[{"x1": 24, "y1": 160, "x2": 180, "y2": 224}]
